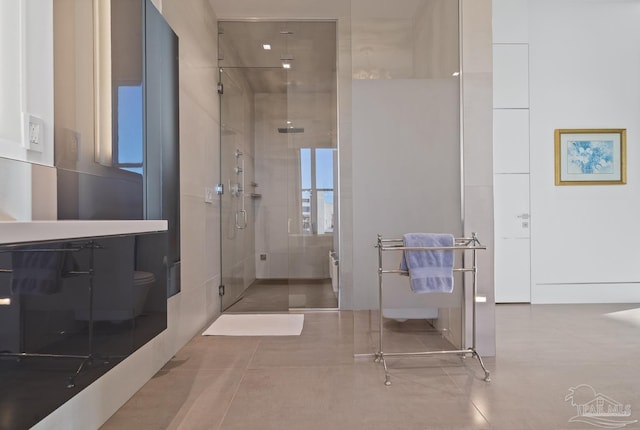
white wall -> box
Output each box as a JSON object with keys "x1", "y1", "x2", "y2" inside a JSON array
[
  {"x1": 494, "y1": 0, "x2": 640, "y2": 304},
  {"x1": 492, "y1": 0, "x2": 531, "y2": 303},
  {"x1": 0, "y1": 0, "x2": 54, "y2": 167},
  {"x1": 0, "y1": 1, "x2": 56, "y2": 222}
]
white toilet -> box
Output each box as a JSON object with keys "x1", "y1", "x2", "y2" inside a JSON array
[
  {"x1": 71, "y1": 237, "x2": 157, "y2": 322},
  {"x1": 74, "y1": 270, "x2": 155, "y2": 322},
  {"x1": 131, "y1": 270, "x2": 155, "y2": 318}
]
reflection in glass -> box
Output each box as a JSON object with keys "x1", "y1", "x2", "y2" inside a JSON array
[
  {"x1": 0, "y1": 232, "x2": 168, "y2": 429},
  {"x1": 115, "y1": 85, "x2": 144, "y2": 174}
]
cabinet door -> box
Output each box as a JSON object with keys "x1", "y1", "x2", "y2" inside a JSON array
[{"x1": 494, "y1": 174, "x2": 530, "y2": 302}]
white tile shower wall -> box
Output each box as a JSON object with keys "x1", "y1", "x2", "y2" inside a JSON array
[
  {"x1": 412, "y1": 0, "x2": 459, "y2": 79},
  {"x1": 254, "y1": 93, "x2": 334, "y2": 279},
  {"x1": 288, "y1": 235, "x2": 332, "y2": 279}
]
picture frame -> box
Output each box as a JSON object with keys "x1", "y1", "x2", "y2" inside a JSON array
[{"x1": 554, "y1": 129, "x2": 626, "y2": 185}]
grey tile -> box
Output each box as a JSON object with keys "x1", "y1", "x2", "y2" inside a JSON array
[
  {"x1": 101, "y1": 368, "x2": 243, "y2": 430},
  {"x1": 225, "y1": 280, "x2": 338, "y2": 313},
  {"x1": 170, "y1": 335, "x2": 260, "y2": 370},
  {"x1": 219, "y1": 365, "x2": 488, "y2": 430},
  {"x1": 104, "y1": 304, "x2": 640, "y2": 430}
]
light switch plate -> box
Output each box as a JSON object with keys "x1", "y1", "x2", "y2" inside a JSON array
[{"x1": 22, "y1": 113, "x2": 44, "y2": 153}]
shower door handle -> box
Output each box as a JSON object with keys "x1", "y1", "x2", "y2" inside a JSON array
[{"x1": 235, "y1": 210, "x2": 248, "y2": 229}]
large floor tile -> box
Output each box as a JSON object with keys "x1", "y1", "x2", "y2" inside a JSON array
[
  {"x1": 170, "y1": 335, "x2": 260, "y2": 370},
  {"x1": 219, "y1": 364, "x2": 488, "y2": 430},
  {"x1": 101, "y1": 367, "x2": 244, "y2": 430},
  {"x1": 103, "y1": 304, "x2": 640, "y2": 430}
]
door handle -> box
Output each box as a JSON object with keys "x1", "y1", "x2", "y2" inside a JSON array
[{"x1": 235, "y1": 210, "x2": 247, "y2": 229}]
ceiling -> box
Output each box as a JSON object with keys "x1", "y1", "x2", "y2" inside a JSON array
[{"x1": 218, "y1": 21, "x2": 337, "y2": 94}]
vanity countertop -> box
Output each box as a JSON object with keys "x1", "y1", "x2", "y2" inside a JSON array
[{"x1": 0, "y1": 220, "x2": 168, "y2": 245}]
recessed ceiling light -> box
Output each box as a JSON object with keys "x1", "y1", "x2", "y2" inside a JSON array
[
  {"x1": 282, "y1": 63, "x2": 291, "y2": 69},
  {"x1": 0, "y1": 298, "x2": 11, "y2": 305},
  {"x1": 452, "y1": 71, "x2": 460, "y2": 77},
  {"x1": 287, "y1": 120, "x2": 292, "y2": 124},
  {"x1": 263, "y1": 44, "x2": 271, "y2": 50}
]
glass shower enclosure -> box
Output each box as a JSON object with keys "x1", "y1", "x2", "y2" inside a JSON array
[{"x1": 218, "y1": 21, "x2": 338, "y2": 311}]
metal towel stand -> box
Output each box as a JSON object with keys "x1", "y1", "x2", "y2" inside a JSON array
[
  {"x1": 0, "y1": 240, "x2": 104, "y2": 388},
  {"x1": 374, "y1": 233, "x2": 491, "y2": 386}
]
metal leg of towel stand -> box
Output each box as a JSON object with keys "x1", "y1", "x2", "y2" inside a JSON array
[
  {"x1": 373, "y1": 352, "x2": 392, "y2": 386},
  {"x1": 469, "y1": 244, "x2": 491, "y2": 382},
  {"x1": 470, "y1": 349, "x2": 491, "y2": 382},
  {"x1": 376, "y1": 349, "x2": 489, "y2": 386}
]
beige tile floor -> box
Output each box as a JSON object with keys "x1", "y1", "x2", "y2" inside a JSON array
[
  {"x1": 102, "y1": 304, "x2": 640, "y2": 430},
  {"x1": 224, "y1": 279, "x2": 338, "y2": 313}
]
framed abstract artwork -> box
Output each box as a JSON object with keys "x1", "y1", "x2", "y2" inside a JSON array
[{"x1": 554, "y1": 129, "x2": 626, "y2": 185}]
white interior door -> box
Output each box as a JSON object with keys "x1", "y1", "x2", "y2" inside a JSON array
[{"x1": 494, "y1": 174, "x2": 531, "y2": 302}]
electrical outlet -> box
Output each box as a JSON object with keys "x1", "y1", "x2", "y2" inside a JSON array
[{"x1": 23, "y1": 114, "x2": 44, "y2": 153}]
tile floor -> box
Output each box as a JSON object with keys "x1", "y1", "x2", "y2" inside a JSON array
[
  {"x1": 224, "y1": 279, "x2": 338, "y2": 312},
  {"x1": 102, "y1": 304, "x2": 640, "y2": 429}
]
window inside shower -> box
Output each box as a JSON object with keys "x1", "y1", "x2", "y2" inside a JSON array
[{"x1": 300, "y1": 148, "x2": 335, "y2": 235}]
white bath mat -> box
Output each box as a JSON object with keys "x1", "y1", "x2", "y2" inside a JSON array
[{"x1": 202, "y1": 314, "x2": 304, "y2": 336}]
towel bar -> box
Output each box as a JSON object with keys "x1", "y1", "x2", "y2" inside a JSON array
[
  {"x1": 0, "y1": 240, "x2": 108, "y2": 388},
  {"x1": 374, "y1": 232, "x2": 491, "y2": 385}
]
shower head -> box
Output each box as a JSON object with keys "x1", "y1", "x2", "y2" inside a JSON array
[{"x1": 278, "y1": 127, "x2": 304, "y2": 134}]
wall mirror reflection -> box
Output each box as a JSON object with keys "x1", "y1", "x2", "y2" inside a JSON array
[{"x1": 54, "y1": 0, "x2": 181, "y2": 296}]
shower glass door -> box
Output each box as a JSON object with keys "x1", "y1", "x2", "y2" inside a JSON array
[
  {"x1": 219, "y1": 67, "x2": 252, "y2": 310},
  {"x1": 218, "y1": 21, "x2": 338, "y2": 312},
  {"x1": 219, "y1": 65, "x2": 289, "y2": 311}
]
